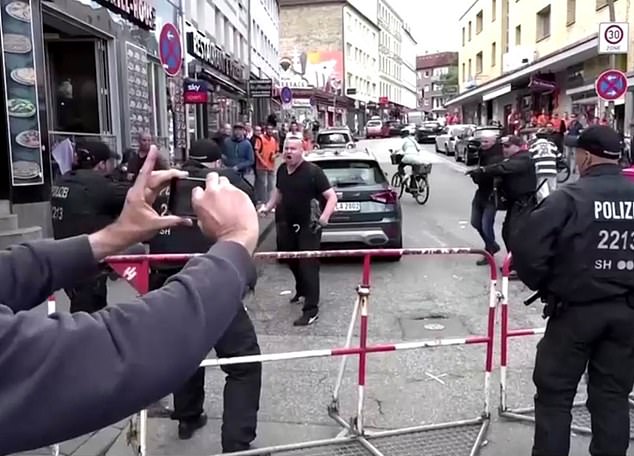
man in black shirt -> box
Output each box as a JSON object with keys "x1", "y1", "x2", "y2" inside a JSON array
[
  {"x1": 127, "y1": 132, "x2": 169, "y2": 180},
  {"x1": 259, "y1": 138, "x2": 338, "y2": 326},
  {"x1": 51, "y1": 141, "x2": 129, "y2": 313}
]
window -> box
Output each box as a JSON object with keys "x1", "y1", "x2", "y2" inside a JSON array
[
  {"x1": 424, "y1": 84, "x2": 429, "y2": 92},
  {"x1": 318, "y1": 160, "x2": 387, "y2": 186},
  {"x1": 536, "y1": 5, "x2": 551, "y2": 41},
  {"x1": 515, "y1": 24, "x2": 522, "y2": 45},
  {"x1": 476, "y1": 51, "x2": 483, "y2": 74},
  {"x1": 491, "y1": 0, "x2": 497, "y2": 20},
  {"x1": 491, "y1": 41, "x2": 496, "y2": 66},
  {"x1": 468, "y1": 21, "x2": 472, "y2": 40},
  {"x1": 316, "y1": 132, "x2": 352, "y2": 146},
  {"x1": 468, "y1": 58, "x2": 472, "y2": 78},
  {"x1": 476, "y1": 10, "x2": 483, "y2": 33},
  {"x1": 462, "y1": 27, "x2": 465, "y2": 45},
  {"x1": 567, "y1": 0, "x2": 576, "y2": 24},
  {"x1": 462, "y1": 62, "x2": 466, "y2": 81}
]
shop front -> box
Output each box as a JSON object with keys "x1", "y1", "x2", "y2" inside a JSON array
[
  {"x1": 184, "y1": 23, "x2": 247, "y2": 140},
  {"x1": 0, "y1": 0, "x2": 185, "y2": 233},
  {"x1": 276, "y1": 88, "x2": 353, "y2": 129}
]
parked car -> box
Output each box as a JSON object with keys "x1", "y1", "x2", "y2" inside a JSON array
[
  {"x1": 301, "y1": 148, "x2": 403, "y2": 255},
  {"x1": 416, "y1": 121, "x2": 443, "y2": 143},
  {"x1": 315, "y1": 128, "x2": 356, "y2": 149},
  {"x1": 381, "y1": 120, "x2": 403, "y2": 138},
  {"x1": 454, "y1": 126, "x2": 503, "y2": 166},
  {"x1": 434, "y1": 124, "x2": 473, "y2": 155},
  {"x1": 365, "y1": 119, "x2": 383, "y2": 138}
]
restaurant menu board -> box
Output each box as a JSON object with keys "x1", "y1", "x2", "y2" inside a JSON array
[
  {"x1": 169, "y1": 73, "x2": 186, "y2": 149},
  {"x1": 125, "y1": 42, "x2": 152, "y2": 149},
  {"x1": 0, "y1": 0, "x2": 44, "y2": 185}
]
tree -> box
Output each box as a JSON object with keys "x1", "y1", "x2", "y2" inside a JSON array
[{"x1": 440, "y1": 68, "x2": 459, "y2": 97}]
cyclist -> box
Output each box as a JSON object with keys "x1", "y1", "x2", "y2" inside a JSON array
[{"x1": 396, "y1": 130, "x2": 429, "y2": 189}]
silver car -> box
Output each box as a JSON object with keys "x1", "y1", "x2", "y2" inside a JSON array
[{"x1": 315, "y1": 128, "x2": 356, "y2": 150}]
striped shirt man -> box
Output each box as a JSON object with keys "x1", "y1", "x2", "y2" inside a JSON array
[{"x1": 529, "y1": 138, "x2": 558, "y2": 202}]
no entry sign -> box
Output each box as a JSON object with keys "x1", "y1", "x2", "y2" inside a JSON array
[
  {"x1": 595, "y1": 69, "x2": 628, "y2": 101},
  {"x1": 159, "y1": 23, "x2": 182, "y2": 77},
  {"x1": 598, "y1": 22, "x2": 629, "y2": 54}
]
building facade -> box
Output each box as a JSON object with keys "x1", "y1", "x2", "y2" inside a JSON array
[
  {"x1": 401, "y1": 24, "x2": 418, "y2": 110},
  {"x1": 449, "y1": 0, "x2": 630, "y2": 131},
  {"x1": 416, "y1": 52, "x2": 459, "y2": 115},
  {"x1": 184, "y1": 0, "x2": 250, "y2": 138},
  {"x1": 0, "y1": 0, "x2": 184, "y2": 234}
]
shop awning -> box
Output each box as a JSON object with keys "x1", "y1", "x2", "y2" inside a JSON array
[
  {"x1": 482, "y1": 84, "x2": 512, "y2": 101},
  {"x1": 446, "y1": 35, "x2": 598, "y2": 107}
]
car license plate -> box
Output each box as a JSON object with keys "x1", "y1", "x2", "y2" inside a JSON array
[{"x1": 336, "y1": 202, "x2": 361, "y2": 212}]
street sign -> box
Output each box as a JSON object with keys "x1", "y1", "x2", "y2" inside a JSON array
[
  {"x1": 248, "y1": 79, "x2": 273, "y2": 98},
  {"x1": 280, "y1": 86, "x2": 293, "y2": 104},
  {"x1": 595, "y1": 69, "x2": 628, "y2": 101},
  {"x1": 159, "y1": 23, "x2": 182, "y2": 77},
  {"x1": 598, "y1": 22, "x2": 629, "y2": 54}
]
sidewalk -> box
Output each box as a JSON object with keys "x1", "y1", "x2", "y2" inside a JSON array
[{"x1": 13, "y1": 215, "x2": 276, "y2": 456}]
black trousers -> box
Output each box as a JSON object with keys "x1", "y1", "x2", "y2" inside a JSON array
[
  {"x1": 532, "y1": 300, "x2": 634, "y2": 456},
  {"x1": 150, "y1": 269, "x2": 263, "y2": 452},
  {"x1": 65, "y1": 273, "x2": 108, "y2": 314},
  {"x1": 277, "y1": 222, "x2": 322, "y2": 314},
  {"x1": 501, "y1": 203, "x2": 523, "y2": 254}
]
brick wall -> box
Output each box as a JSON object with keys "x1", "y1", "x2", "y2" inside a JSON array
[{"x1": 280, "y1": 4, "x2": 343, "y2": 55}]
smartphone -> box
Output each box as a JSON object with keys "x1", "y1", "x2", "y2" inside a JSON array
[{"x1": 167, "y1": 177, "x2": 206, "y2": 218}]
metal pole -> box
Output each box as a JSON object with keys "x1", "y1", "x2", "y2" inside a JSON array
[
  {"x1": 607, "y1": 0, "x2": 617, "y2": 128},
  {"x1": 247, "y1": 0, "x2": 253, "y2": 123}
]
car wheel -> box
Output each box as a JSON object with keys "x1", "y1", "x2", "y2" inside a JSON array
[
  {"x1": 435, "y1": 144, "x2": 441, "y2": 153},
  {"x1": 455, "y1": 150, "x2": 462, "y2": 162}
]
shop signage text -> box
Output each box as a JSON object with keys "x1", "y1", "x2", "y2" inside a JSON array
[
  {"x1": 183, "y1": 79, "x2": 209, "y2": 104},
  {"x1": 94, "y1": 0, "x2": 156, "y2": 30},
  {"x1": 186, "y1": 31, "x2": 245, "y2": 83},
  {"x1": 248, "y1": 79, "x2": 273, "y2": 98}
]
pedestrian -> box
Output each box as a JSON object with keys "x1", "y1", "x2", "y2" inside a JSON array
[
  {"x1": 148, "y1": 139, "x2": 262, "y2": 450},
  {"x1": 0, "y1": 148, "x2": 259, "y2": 455},
  {"x1": 512, "y1": 125, "x2": 634, "y2": 456},
  {"x1": 258, "y1": 138, "x2": 338, "y2": 326},
  {"x1": 51, "y1": 141, "x2": 129, "y2": 314},
  {"x1": 565, "y1": 113, "x2": 584, "y2": 173},
  {"x1": 255, "y1": 125, "x2": 278, "y2": 205},
  {"x1": 222, "y1": 123, "x2": 255, "y2": 184},
  {"x1": 467, "y1": 135, "x2": 537, "y2": 255},
  {"x1": 529, "y1": 138, "x2": 558, "y2": 203},
  {"x1": 468, "y1": 131, "x2": 504, "y2": 265},
  {"x1": 126, "y1": 132, "x2": 169, "y2": 180}
]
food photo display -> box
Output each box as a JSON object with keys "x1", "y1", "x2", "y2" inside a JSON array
[{"x1": 1, "y1": 0, "x2": 44, "y2": 185}]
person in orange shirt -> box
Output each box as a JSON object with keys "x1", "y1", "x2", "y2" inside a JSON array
[
  {"x1": 255, "y1": 124, "x2": 278, "y2": 205},
  {"x1": 302, "y1": 128, "x2": 313, "y2": 154},
  {"x1": 537, "y1": 108, "x2": 550, "y2": 127}
]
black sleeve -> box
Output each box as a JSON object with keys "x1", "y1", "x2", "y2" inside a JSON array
[
  {"x1": 312, "y1": 165, "x2": 332, "y2": 195},
  {"x1": 222, "y1": 170, "x2": 255, "y2": 204},
  {"x1": 0, "y1": 236, "x2": 99, "y2": 313},
  {"x1": 0, "y1": 241, "x2": 254, "y2": 454},
  {"x1": 103, "y1": 179, "x2": 132, "y2": 217},
  {"x1": 275, "y1": 166, "x2": 285, "y2": 190},
  {"x1": 512, "y1": 190, "x2": 573, "y2": 290},
  {"x1": 481, "y1": 154, "x2": 532, "y2": 177}
]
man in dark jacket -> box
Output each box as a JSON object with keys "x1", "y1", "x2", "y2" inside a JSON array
[
  {"x1": 222, "y1": 123, "x2": 255, "y2": 181},
  {"x1": 468, "y1": 135, "x2": 537, "y2": 254},
  {"x1": 0, "y1": 148, "x2": 259, "y2": 455},
  {"x1": 148, "y1": 140, "x2": 262, "y2": 451},
  {"x1": 469, "y1": 132, "x2": 504, "y2": 265}
]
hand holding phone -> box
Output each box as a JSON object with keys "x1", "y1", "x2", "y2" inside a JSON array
[{"x1": 167, "y1": 177, "x2": 207, "y2": 218}]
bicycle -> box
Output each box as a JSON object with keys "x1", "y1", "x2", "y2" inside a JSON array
[
  {"x1": 389, "y1": 151, "x2": 431, "y2": 205},
  {"x1": 555, "y1": 152, "x2": 571, "y2": 183}
]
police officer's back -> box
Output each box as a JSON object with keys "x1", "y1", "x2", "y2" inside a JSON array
[
  {"x1": 51, "y1": 141, "x2": 128, "y2": 314},
  {"x1": 512, "y1": 125, "x2": 634, "y2": 456},
  {"x1": 148, "y1": 139, "x2": 262, "y2": 450}
]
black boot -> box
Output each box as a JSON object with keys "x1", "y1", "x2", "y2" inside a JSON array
[{"x1": 178, "y1": 413, "x2": 208, "y2": 440}]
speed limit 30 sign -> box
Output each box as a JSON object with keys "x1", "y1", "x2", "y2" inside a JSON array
[{"x1": 598, "y1": 22, "x2": 629, "y2": 54}]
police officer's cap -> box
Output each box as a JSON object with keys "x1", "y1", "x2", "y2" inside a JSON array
[
  {"x1": 76, "y1": 141, "x2": 119, "y2": 167},
  {"x1": 189, "y1": 139, "x2": 222, "y2": 163},
  {"x1": 565, "y1": 125, "x2": 621, "y2": 160}
]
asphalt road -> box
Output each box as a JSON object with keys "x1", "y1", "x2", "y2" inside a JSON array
[{"x1": 32, "y1": 138, "x2": 630, "y2": 456}]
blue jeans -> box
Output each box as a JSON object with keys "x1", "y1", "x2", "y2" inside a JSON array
[
  {"x1": 255, "y1": 169, "x2": 275, "y2": 203},
  {"x1": 470, "y1": 193, "x2": 499, "y2": 253}
]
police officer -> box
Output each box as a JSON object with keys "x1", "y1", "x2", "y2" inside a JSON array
[
  {"x1": 513, "y1": 125, "x2": 634, "y2": 456},
  {"x1": 51, "y1": 141, "x2": 129, "y2": 313},
  {"x1": 148, "y1": 139, "x2": 263, "y2": 452},
  {"x1": 467, "y1": 135, "x2": 537, "y2": 254}
]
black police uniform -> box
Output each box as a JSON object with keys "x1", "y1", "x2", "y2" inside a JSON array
[
  {"x1": 147, "y1": 152, "x2": 262, "y2": 451},
  {"x1": 51, "y1": 146, "x2": 129, "y2": 313},
  {"x1": 275, "y1": 160, "x2": 331, "y2": 323},
  {"x1": 471, "y1": 147, "x2": 537, "y2": 252},
  {"x1": 513, "y1": 125, "x2": 634, "y2": 456}
]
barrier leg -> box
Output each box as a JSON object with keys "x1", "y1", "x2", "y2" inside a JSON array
[
  {"x1": 355, "y1": 286, "x2": 370, "y2": 435},
  {"x1": 47, "y1": 296, "x2": 61, "y2": 456},
  {"x1": 499, "y1": 269, "x2": 510, "y2": 414},
  {"x1": 329, "y1": 292, "x2": 360, "y2": 411}
]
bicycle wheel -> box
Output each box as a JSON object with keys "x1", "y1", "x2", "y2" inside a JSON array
[
  {"x1": 391, "y1": 172, "x2": 403, "y2": 189},
  {"x1": 556, "y1": 159, "x2": 570, "y2": 183},
  {"x1": 413, "y1": 175, "x2": 430, "y2": 205},
  {"x1": 398, "y1": 176, "x2": 407, "y2": 198}
]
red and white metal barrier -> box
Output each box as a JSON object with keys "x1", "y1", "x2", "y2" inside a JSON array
[
  {"x1": 498, "y1": 253, "x2": 590, "y2": 434},
  {"x1": 47, "y1": 296, "x2": 61, "y2": 456},
  {"x1": 105, "y1": 247, "x2": 500, "y2": 456}
]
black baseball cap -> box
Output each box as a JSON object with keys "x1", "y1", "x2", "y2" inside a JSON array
[
  {"x1": 565, "y1": 125, "x2": 621, "y2": 159},
  {"x1": 76, "y1": 141, "x2": 119, "y2": 164},
  {"x1": 189, "y1": 139, "x2": 222, "y2": 162},
  {"x1": 232, "y1": 122, "x2": 245, "y2": 130}
]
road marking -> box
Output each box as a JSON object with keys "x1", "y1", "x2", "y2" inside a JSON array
[{"x1": 425, "y1": 371, "x2": 448, "y2": 385}]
